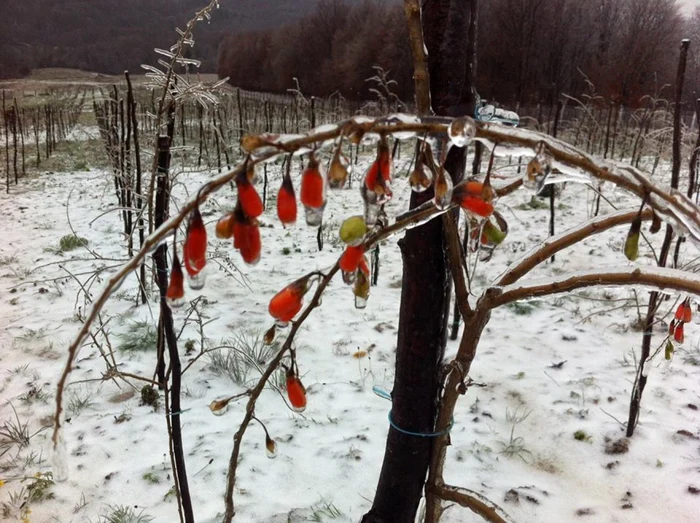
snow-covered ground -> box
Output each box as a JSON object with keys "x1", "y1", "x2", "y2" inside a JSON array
[{"x1": 1, "y1": 145, "x2": 700, "y2": 523}]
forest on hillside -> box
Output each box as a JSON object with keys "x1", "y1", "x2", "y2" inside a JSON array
[
  {"x1": 218, "y1": 0, "x2": 698, "y2": 106},
  {"x1": 0, "y1": 0, "x2": 319, "y2": 79}
]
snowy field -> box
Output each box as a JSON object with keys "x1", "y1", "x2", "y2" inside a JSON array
[{"x1": 2, "y1": 145, "x2": 700, "y2": 523}]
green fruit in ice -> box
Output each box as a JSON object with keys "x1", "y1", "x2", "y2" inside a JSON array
[{"x1": 339, "y1": 215, "x2": 368, "y2": 246}]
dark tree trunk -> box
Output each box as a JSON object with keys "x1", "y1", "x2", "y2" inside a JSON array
[{"x1": 362, "y1": 2, "x2": 477, "y2": 522}]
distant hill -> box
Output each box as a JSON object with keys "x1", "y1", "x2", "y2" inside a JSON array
[{"x1": 0, "y1": 0, "x2": 320, "y2": 79}]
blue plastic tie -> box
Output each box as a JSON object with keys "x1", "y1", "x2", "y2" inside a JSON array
[
  {"x1": 372, "y1": 386, "x2": 454, "y2": 438},
  {"x1": 167, "y1": 408, "x2": 191, "y2": 417}
]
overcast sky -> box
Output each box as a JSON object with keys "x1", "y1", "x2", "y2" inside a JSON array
[{"x1": 681, "y1": 0, "x2": 700, "y2": 15}]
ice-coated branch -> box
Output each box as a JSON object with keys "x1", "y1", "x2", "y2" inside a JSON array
[
  {"x1": 496, "y1": 208, "x2": 654, "y2": 286},
  {"x1": 443, "y1": 211, "x2": 472, "y2": 318},
  {"x1": 476, "y1": 123, "x2": 700, "y2": 244},
  {"x1": 53, "y1": 113, "x2": 700, "y2": 450},
  {"x1": 403, "y1": 0, "x2": 432, "y2": 114},
  {"x1": 429, "y1": 484, "x2": 515, "y2": 523},
  {"x1": 483, "y1": 266, "x2": 700, "y2": 311}
]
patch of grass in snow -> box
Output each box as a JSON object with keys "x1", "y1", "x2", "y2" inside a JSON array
[
  {"x1": 58, "y1": 233, "x2": 89, "y2": 252},
  {"x1": 498, "y1": 407, "x2": 533, "y2": 462},
  {"x1": 208, "y1": 331, "x2": 281, "y2": 387},
  {"x1": 0, "y1": 254, "x2": 18, "y2": 266},
  {"x1": 18, "y1": 385, "x2": 50, "y2": 406},
  {"x1": 309, "y1": 499, "x2": 345, "y2": 521},
  {"x1": 118, "y1": 321, "x2": 157, "y2": 353},
  {"x1": 515, "y1": 196, "x2": 550, "y2": 211},
  {"x1": 93, "y1": 504, "x2": 154, "y2": 523},
  {"x1": 0, "y1": 404, "x2": 45, "y2": 452},
  {"x1": 574, "y1": 429, "x2": 592, "y2": 442},
  {"x1": 141, "y1": 470, "x2": 160, "y2": 484},
  {"x1": 16, "y1": 327, "x2": 48, "y2": 342},
  {"x1": 506, "y1": 300, "x2": 540, "y2": 316},
  {"x1": 66, "y1": 385, "x2": 95, "y2": 417}
]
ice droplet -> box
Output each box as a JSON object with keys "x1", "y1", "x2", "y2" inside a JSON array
[
  {"x1": 52, "y1": 435, "x2": 69, "y2": 481},
  {"x1": 187, "y1": 271, "x2": 206, "y2": 290},
  {"x1": 433, "y1": 170, "x2": 454, "y2": 210},
  {"x1": 355, "y1": 295, "x2": 368, "y2": 309},
  {"x1": 265, "y1": 435, "x2": 278, "y2": 458},
  {"x1": 209, "y1": 399, "x2": 230, "y2": 416},
  {"x1": 409, "y1": 165, "x2": 432, "y2": 193},
  {"x1": 361, "y1": 184, "x2": 380, "y2": 226},
  {"x1": 304, "y1": 206, "x2": 324, "y2": 227},
  {"x1": 166, "y1": 295, "x2": 187, "y2": 308},
  {"x1": 274, "y1": 319, "x2": 289, "y2": 329},
  {"x1": 448, "y1": 117, "x2": 477, "y2": 148}
]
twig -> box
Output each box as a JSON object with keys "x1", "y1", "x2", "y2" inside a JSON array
[
  {"x1": 223, "y1": 263, "x2": 340, "y2": 522},
  {"x1": 429, "y1": 484, "x2": 515, "y2": 523}
]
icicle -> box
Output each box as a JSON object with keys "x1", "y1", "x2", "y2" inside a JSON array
[{"x1": 51, "y1": 434, "x2": 69, "y2": 482}]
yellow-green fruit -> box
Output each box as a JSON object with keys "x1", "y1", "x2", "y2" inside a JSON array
[
  {"x1": 483, "y1": 220, "x2": 507, "y2": 245},
  {"x1": 339, "y1": 215, "x2": 368, "y2": 246},
  {"x1": 624, "y1": 232, "x2": 639, "y2": 261},
  {"x1": 665, "y1": 340, "x2": 674, "y2": 360}
]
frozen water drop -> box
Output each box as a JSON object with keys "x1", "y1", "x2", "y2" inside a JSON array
[
  {"x1": 265, "y1": 436, "x2": 278, "y2": 459},
  {"x1": 166, "y1": 295, "x2": 187, "y2": 308},
  {"x1": 409, "y1": 165, "x2": 432, "y2": 193},
  {"x1": 304, "y1": 206, "x2": 324, "y2": 227},
  {"x1": 188, "y1": 271, "x2": 206, "y2": 290},
  {"x1": 355, "y1": 295, "x2": 368, "y2": 309},
  {"x1": 448, "y1": 117, "x2": 477, "y2": 147},
  {"x1": 51, "y1": 435, "x2": 69, "y2": 481},
  {"x1": 209, "y1": 399, "x2": 229, "y2": 416}
]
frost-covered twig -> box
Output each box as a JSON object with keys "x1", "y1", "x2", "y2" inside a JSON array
[
  {"x1": 484, "y1": 266, "x2": 700, "y2": 310},
  {"x1": 496, "y1": 208, "x2": 654, "y2": 286},
  {"x1": 429, "y1": 484, "x2": 514, "y2": 523}
]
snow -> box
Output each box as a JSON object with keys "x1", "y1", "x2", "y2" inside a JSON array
[{"x1": 2, "y1": 143, "x2": 700, "y2": 523}]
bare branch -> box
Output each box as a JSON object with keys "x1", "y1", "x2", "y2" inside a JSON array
[
  {"x1": 496, "y1": 208, "x2": 654, "y2": 286},
  {"x1": 484, "y1": 266, "x2": 700, "y2": 311},
  {"x1": 403, "y1": 0, "x2": 432, "y2": 114},
  {"x1": 429, "y1": 484, "x2": 515, "y2": 523}
]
